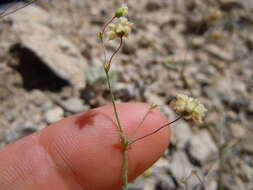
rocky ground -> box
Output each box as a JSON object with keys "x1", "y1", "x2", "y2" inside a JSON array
[{"x1": 0, "y1": 0, "x2": 252, "y2": 189}]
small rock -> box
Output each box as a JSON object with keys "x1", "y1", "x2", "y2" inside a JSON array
[
  {"x1": 143, "y1": 178, "x2": 156, "y2": 190},
  {"x1": 248, "y1": 100, "x2": 253, "y2": 113},
  {"x1": 205, "y1": 111, "x2": 220, "y2": 125},
  {"x1": 203, "y1": 44, "x2": 233, "y2": 61},
  {"x1": 145, "y1": 1, "x2": 163, "y2": 12},
  {"x1": 156, "y1": 174, "x2": 176, "y2": 190},
  {"x1": 122, "y1": 38, "x2": 137, "y2": 55},
  {"x1": 44, "y1": 107, "x2": 64, "y2": 124},
  {"x1": 219, "y1": 0, "x2": 244, "y2": 9},
  {"x1": 188, "y1": 130, "x2": 218, "y2": 164},
  {"x1": 144, "y1": 90, "x2": 165, "y2": 106},
  {"x1": 230, "y1": 123, "x2": 246, "y2": 139},
  {"x1": 171, "y1": 121, "x2": 192, "y2": 149},
  {"x1": 153, "y1": 158, "x2": 170, "y2": 170},
  {"x1": 241, "y1": 136, "x2": 253, "y2": 154},
  {"x1": 60, "y1": 97, "x2": 89, "y2": 113},
  {"x1": 10, "y1": 6, "x2": 87, "y2": 89},
  {"x1": 170, "y1": 151, "x2": 201, "y2": 188},
  {"x1": 206, "y1": 180, "x2": 218, "y2": 190},
  {"x1": 0, "y1": 119, "x2": 9, "y2": 144},
  {"x1": 125, "y1": 177, "x2": 145, "y2": 190},
  {"x1": 191, "y1": 37, "x2": 205, "y2": 48},
  {"x1": 159, "y1": 106, "x2": 176, "y2": 121},
  {"x1": 170, "y1": 151, "x2": 192, "y2": 179},
  {"x1": 5, "y1": 125, "x2": 38, "y2": 143}
]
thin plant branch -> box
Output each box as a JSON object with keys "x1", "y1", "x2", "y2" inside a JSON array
[
  {"x1": 100, "y1": 38, "x2": 107, "y2": 68},
  {"x1": 101, "y1": 16, "x2": 116, "y2": 36},
  {"x1": 100, "y1": 14, "x2": 129, "y2": 189},
  {"x1": 100, "y1": 16, "x2": 116, "y2": 65},
  {"x1": 105, "y1": 37, "x2": 123, "y2": 71},
  {"x1": 193, "y1": 172, "x2": 206, "y2": 190},
  {"x1": 131, "y1": 109, "x2": 152, "y2": 139},
  {"x1": 129, "y1": 115, "x2": 183, "y2": 145},
  {"x1": 103, "y1": 37, "x2": 124, "y2": 136},
  {"x1": 105, "y1": 71, "x2": 125, "y2": 140}
]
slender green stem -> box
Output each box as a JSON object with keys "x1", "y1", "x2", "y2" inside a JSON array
[
  {"x1": 105, "y1": 71, "x2": 125, "y2": 138},
  {"x1": 104, "y1": 37, "x2": 124, "y2": 134},
  {"x1": 104, "y1": 45, "x2": 129, "y2": 190},
  {"x1": 123, "y1": 149, "x2": 129, "y2": 190}
]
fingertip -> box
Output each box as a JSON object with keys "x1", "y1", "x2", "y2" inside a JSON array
[
  {"x1": 42, "y1": 102, "x2": 170, "y2": 189},
  {"x1": 96, "y1": 102, "x2": 170, "y2": 181}
]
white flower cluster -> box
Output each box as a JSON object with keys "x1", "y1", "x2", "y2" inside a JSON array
[
  {"x1": 170, "y1": 94, "x2": 207, "y2": 123},
  {"x1": 107, "y1": 4, "x2": 134, "y2": 40}
]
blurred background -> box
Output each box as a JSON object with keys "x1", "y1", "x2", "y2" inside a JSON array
[{"x1": 0, "y1": 0, "x2": 252, "y2": 189}]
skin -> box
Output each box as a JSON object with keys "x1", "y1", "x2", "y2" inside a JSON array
[{"x1": 0, "y1": 102, "x2": 171, "y2": 190}]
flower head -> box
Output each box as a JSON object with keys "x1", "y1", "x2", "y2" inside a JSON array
[
  {"x1": 115, "y1": 4, "x2": 128, "y2": 18},
  {"x1": 107, "y1": 24, "x2": 117, "y2": 40},
  {"x1": 170, "y1": 94, "x2": 207, "y2": 123},
  {"x1": 107, "y1": 17, "x2": 134, "y2": 40}
]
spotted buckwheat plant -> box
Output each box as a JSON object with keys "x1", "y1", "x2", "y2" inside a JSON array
[
  {"x1": 99, "y1": 4, "x2": 207, "y2": 190},
  {"x1": 0, "y1": 2, "x2": 208, "y2": 190}
]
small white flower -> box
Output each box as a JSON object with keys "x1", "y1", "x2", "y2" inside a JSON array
[
  {"x1": 108, "y1": 23, "x2": 116, "y2": 30},
  {"x1": 107, "y1": 31, "x2": 117, "y2": 40},
  {"x1": 116, "y1": 17, "x2": 134, "y2": 37}
]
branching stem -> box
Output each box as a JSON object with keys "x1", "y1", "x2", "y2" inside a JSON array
[
  {"x1": 102, "y1": 16, "x2": 116, "y2": 37},
  {"x1": 131, "y1": 109, "x2": 151, "y2": 139},
  {"x1": 105, "y1": 37, "x2": 123, "y2": 71},
  {"x1": 104, "y1": 37, "x2": 125, "y2": 137},
  {"x1": 129, "y1": 115, "x2": 183, "y2": 145},
  {"x1": 105, "y1": 70, "x2": 126, "y2": 141},
  {"x1": 100, "y1": 16, "x2": 129, "y2": 189},
  {"x1": 100, "y1": 16, "x2": 116, "y2": 66}
]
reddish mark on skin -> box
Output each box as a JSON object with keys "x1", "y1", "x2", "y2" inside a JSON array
[
  {"x1": 75, "y1": 110, "x2": 98, "y2": 129},
  {"x1": 113, "y1": 142, "x2": 133, "y2": 151},
  {"x1": 113, "y1": 143, "x2": 124, "y2": 151},
  {"x1": 76, "y1": 109, "x2": 133, "y2": 154}
]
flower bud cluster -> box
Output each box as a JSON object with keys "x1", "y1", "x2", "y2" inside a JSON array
[
  {"x1": 115, "y1": 4, "x2": 128, "y2": 18},
  {"x1": 107, "y1": 17, "x2": 134, "y2": 40},
  {"x1": 106, "y1": 4, "x2": 133, "y2": 40},
  {"x1": 170, "y1": 94, "x2": 207, "y2": 123}
]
